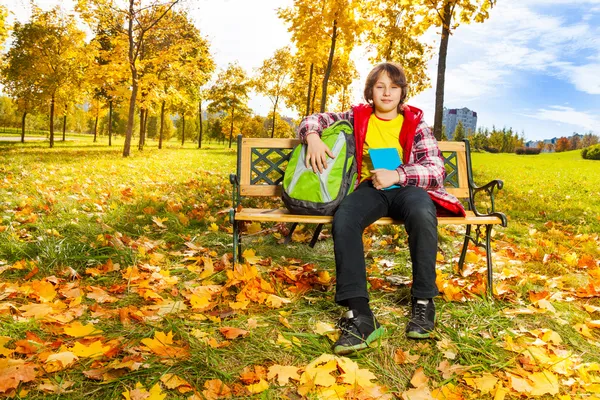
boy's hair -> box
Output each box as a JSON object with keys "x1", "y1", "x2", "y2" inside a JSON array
[{"x1": 364, "y1": 62, "x2": 408, "y2": 109}]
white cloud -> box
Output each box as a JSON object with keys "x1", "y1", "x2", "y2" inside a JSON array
[{"x1": 524, "y1": 105, "x2": 600, "y2": 131}]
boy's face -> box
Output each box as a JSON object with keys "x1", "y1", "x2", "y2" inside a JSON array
[{"x1": 372, "y1": 72, "x2": 401, "y2": 118}]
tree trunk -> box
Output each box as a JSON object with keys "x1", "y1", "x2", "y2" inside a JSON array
[
  {"x1": 108, "y1": 100, "x2": 113, "y2": 147},
  {"x1": 138, "y1": 108, "x2": 146, "y2": 150},
  {"x1": 49, "y1": 93, "x2": 55, "y2": 148},
  {"x1": 93, "y1": 112, "x2": 98, "y2": 143},
  {"x1": 123, "y1": 0, "x2": 137, "y2": 157},
  {"x1": 181, "y1": 114, "x2": 186, "y2": 145},
  {"x1": 305, "y1": 63, "x2": 314, "y2": 117},
  {"x1": 433, "y1": 0, "x2": 453, "y2": 141},
  {"x1": 198, "y1": 100, "x2": 202, "y2": 149},
  {"x1": 143, "y1": 110, "x2": 148, "y2": 146},
  {"x1": 159, "y1": 100, "x2": 165, "y2": 149},
  {"x1": 320, "y1": 18, "x2": 337, "y2": 113},
  {"x1": 311, "y1": 82, "x2": 318, "y2": 115},
  {"x1": 62, "y1": 105, "x2": 67, "y2": 141},
  {"x1": 21, "y1": 111, "x2": 27, "y2": 143},
  {"x1": 228, "y1": 106, "x2": 234, "y2": 148},
  {"x1": 271, "y1": 97, "x2": 279, "y2": 138}
]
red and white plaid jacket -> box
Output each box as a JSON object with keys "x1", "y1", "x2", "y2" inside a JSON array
[{"x1": 298, "y1": 103, "x2": 466, "y2": 216}]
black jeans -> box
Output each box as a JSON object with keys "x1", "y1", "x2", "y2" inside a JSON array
[{"x1": 332, "y1": 180, "x2": 439, "y2": 304}]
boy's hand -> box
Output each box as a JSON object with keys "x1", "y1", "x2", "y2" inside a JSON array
[
  {"x1": 371, "y1": 169, "x2": 400, "y2": 190},
  {"x1": 305, "y1": 133, "x2": 335, "y2": 173}
]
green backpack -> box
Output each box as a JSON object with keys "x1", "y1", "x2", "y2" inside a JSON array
[{"x1": 282, "y1": 120, "x2": 357, "y2": 215}]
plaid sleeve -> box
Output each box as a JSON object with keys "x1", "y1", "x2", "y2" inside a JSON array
[
  {"x1": 396, "y1": 120, "x2": 445, "y2": 189},
  {"x1": 297, "y1": 110, "x2": 354, "y2": 143}
]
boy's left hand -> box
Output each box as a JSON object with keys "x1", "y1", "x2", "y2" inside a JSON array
[{"x1": 371, "y1": 169, "x2": 400, "y2": 190}]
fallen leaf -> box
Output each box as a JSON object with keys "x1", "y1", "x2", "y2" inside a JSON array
[
  {"x1": 267, "y1": 365, "x2": 301, "y2": 386},
  {"x1": 70, "y1": 340, "x2": 110, "y2": 358},
  {"x1": 219, "y1": 327, "x2": 248, "y2": 340},
  {"x1": 410, "y1": 367, "x2": 429, "y2": 388},
  {"x1": 64, "y1": 321, "x2": 102, "y2": 337},
  {"x1": 247, "y1": 378, "x2": 269, "y2": 394},
  {"x1": 0, "y1": 361, "x2": 37, "y2": 393},
  {"x1": 202, "y1": 379, "x2": 231, "y2": 399}
]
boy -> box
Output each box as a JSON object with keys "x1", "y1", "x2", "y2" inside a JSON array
[{"x1": 298, "y1": 62, "x2": 465, "y2": 355}]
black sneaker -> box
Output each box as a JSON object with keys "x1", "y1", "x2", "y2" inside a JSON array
[
  {"x1": 332, "y1": 310, "x2": 385, "y2": 355},
  {"x1": 405, "y1": 298, "x2": 436, "y2": 339}
]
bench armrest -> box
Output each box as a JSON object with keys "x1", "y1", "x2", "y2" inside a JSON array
[
  {"x1": 230, "y1": 173, "x2": 240, "y2": 209},
  {"x1": 469, "y1": 179, "x2": 508, "y2": 227}
]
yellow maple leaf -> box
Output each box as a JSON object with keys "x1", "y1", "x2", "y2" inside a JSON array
[
  {"x1": 267, "y1": 365, "x2": 301, "y2": 386},
  {"x1": 242, "y1": 248, "x2": 261, "y2": 264},
  {"x1": 31, "y1": 280, "x2": 57, "y2": 303},
  {"x1": 177, "y1": 212, "x2": 189, "y2": 226},
  {"x1": 246, "y1": 221, "x2": 261, "y2": 234},
  {"x1": 247, "y1": 378, "x2": 269, "y2": 394},
  {"x1": 160, "y1": 374, "x2": 192, "y2": 392},
  {"x1": 63, "y1": 321, "x2": 102, "y2": 337},
  {"x1": 337, "y1": 357, "x2": 377, "y2": 388},
  {"x1": 0, "y1": 337, "x2": 14, "y2": 357},
  {"x1": 189, "y1": 293, "x2": 213, "y2": 311},
  {"x1": 86, "y1": 286, "x2": 118, "y2": 303},
  {"x1": 529, "y1": 370, "x2": 559, "y2": 396},
  {"x1": 265, "y1": 294, "x2": 291, "y2": 308},
  {"x1": 301, "y1": 354, "x2": 337, "y2": 387},
  {"x1": 575, "y1": 323, "x2": 595, "y2": 338},
  {"x1": 463, "y1": 373, "x2": 497, "y2": 394},
  {"x1": 19, "y1": 303, "x2": 54, "y2": 319},
  {"x1": 70, "y1": 340, "x2": 110, "y2": 358},
  {"x1": 199, "y1": 257, "x2": 214, "y2": 279},
  {"x1": 563, "y1": 252, "x2": 579, "y2": 267},
  {"x1": 152, "y1": 216, "x2": 168, "y2": 229},
  {"x1": 44, "y1": 351, "x2": 78, "y2": 372},
  {"x1": 141, "y1": 331, "x2": 187, "y2": 358},
  {"x1": 208, "y1": 222, "x2": 219, "y2": 232}
]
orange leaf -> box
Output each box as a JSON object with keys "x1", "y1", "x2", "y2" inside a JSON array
[
  {"x1": 219, "y1": 327, "x2": 248, "y2": 340},
  {"x1": 0, "y1": 362, "x2": 37, "y2": 393},
  {"x1": 202, "y1": 379, "x2": 231, "y2": 399},
  {"x1": 410, "y1": 367, "x2": 429, "y2": 388}
]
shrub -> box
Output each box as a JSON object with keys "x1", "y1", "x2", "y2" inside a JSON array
[
  {"x1": 515, "y1": 147, "x2": 541, "y2": 155},
  {"x1": 582, "y1": 144, "x2": 600, "y2": 160},
  {"x1": 483, "y1": 146, "x2": 499, "y2": 153}
]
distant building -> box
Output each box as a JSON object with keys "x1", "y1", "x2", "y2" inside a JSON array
[{"x1": 442, "y1": 107, "x2": 478, "y2": 139}]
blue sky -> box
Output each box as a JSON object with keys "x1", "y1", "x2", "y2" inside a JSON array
[{"x1": 2, "y1": 0, "x2": 599, "y2": 141}]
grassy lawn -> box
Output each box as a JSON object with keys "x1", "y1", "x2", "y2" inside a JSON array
[{"x1": 0, "y1": 140, "x2": 599, "y2": 399}]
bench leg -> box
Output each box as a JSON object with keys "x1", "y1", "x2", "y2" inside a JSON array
[
  {"x1": 283, "y1": 223, "x2": 298, "y2": 244},
  {"x1": 485, "y1": 224, "x2": 493, "y2": 297},
  {"x1": 309, "y1": 224, "x2": 324, "y2": 248},
  {"x1": 458, "y1": 224, "x2": 472, "y2": 271},
  {"x1": 233, "y1": 221, "x2": 242, "y2": 264}
]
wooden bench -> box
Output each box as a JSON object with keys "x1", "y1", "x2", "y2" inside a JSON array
[{"x1": 229, "y1": 134, "x2": 507, "y2": 296}]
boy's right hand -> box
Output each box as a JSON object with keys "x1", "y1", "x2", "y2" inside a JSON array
[{"x1": 305, "y1": 133, "x2": 335, "y2": 173}]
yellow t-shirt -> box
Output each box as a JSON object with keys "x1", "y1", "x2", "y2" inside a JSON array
[{"x1": 361, "y1": 114, "x2": 404, "y2": 182}]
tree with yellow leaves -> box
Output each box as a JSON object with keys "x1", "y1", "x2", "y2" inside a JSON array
[
  {"x1": 363, "y1": 0, "x2": 432, "y2": 96},
  {"x1": 253, "y1": 47, "x2": 292, "y2": 138},
  {"x1": 419, "y1": 0, "x2": 495, "y2": 140},
  {"x1": 1, "y1": 6, "x2": 89, "y2": 148},
  {"x1": 77, "y1": 0, "x2": 182, "y2": 156},
  {"x1": 207, "y1": 63, "x2": 251, "y2": 148},
  {"x1": 279, "y1": 0, "x2": 362, "y2": 113}
]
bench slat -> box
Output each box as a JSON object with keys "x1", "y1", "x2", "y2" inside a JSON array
[
  {"x1": 240, "y1": 185, "x2": 470, "y2": 199},
  {"x1": 234, "y1": 208, "x2": 503, "y2": 225}
]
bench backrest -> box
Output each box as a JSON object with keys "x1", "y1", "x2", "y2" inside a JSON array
[{"x1": 236, "y1": 136, "x2": 470, "y2": 199}]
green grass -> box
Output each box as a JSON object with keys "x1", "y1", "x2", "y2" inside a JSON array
[{"x1": 0, "y1": 143, "x2": 599, "y2": 399}]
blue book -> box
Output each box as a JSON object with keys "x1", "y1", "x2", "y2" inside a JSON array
[{"x1": 369, "y1": 148, "x2": 402, "y2": 190}]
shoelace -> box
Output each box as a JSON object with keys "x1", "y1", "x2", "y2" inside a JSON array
[
  {"x1": 414, "y1": 302, "x2": 428, "y2": 322},
  {"x1": 336, "y1": 317, "x2": 356, "y2": 332}
]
